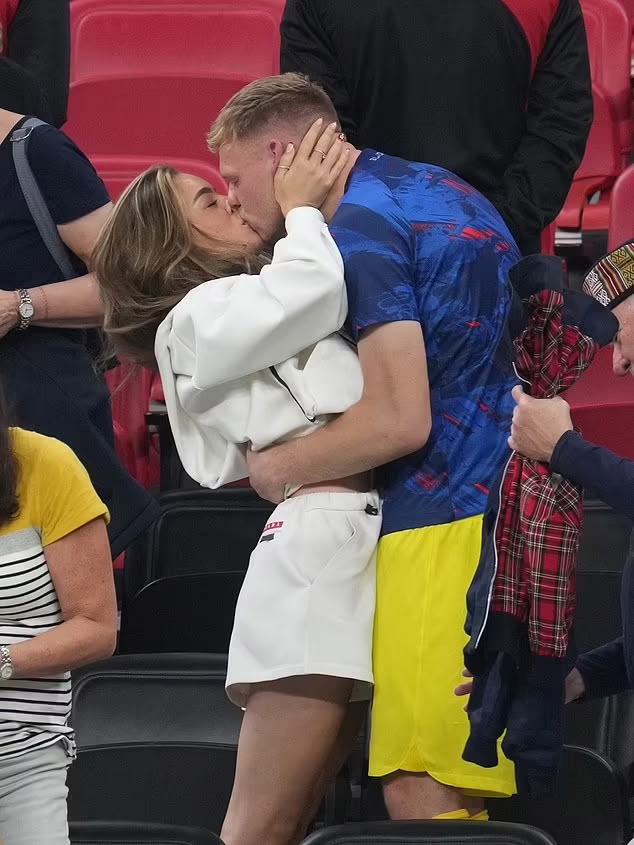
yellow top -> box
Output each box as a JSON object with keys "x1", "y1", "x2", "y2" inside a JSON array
[{"x1": 2, "y1": 427, "x2": 109, "y2": 544}]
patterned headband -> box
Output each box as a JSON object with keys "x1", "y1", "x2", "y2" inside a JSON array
[{"x1": 583, "y1": 241, "x2": 634, "y2": 310}]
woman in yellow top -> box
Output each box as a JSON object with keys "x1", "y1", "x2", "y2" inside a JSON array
[{"x1": 0, "y1": 381, "x2": 117, "y2": 845}]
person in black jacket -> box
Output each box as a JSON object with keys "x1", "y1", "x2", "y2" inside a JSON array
[
  {"x1": 508, "y1": 243, "x2": 634, "y2": 702},
  {"x1": 0, "y1": 0, "x2": 70, "y2": 128},
  {"x1": 281, "y1": 0, "x2": 593, "y2": 255}
]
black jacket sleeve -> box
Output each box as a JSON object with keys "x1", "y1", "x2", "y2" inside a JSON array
[
  {"x1": 552, "y1": 431, "x2": 634, "y2": 699},
  {"x1": 8, "y1": 0, "x2": 70, "y2": 128},
  {"x1": 280, "y1": 0, "x2": 359, "y2": 144},
  {"x1": 576, "y1": 637, "x2": 630, "y2": 699},
  {"x1": 551, "y1": 431, "x2": 634, "y2": 521},
  {"x1": 489, "y1": 0, "x2": 593, "y2": 254}
]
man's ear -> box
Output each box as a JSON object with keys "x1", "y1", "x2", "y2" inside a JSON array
[{"x1": 269, "y1": 139, "x2": 286, "y2": 167}]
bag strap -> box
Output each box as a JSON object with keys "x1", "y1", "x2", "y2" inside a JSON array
[{"x1": 11, "y1": 118, "x2": 76, "y2": 280}]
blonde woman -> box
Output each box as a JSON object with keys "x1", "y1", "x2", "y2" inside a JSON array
[{"x1": 92, "y1": 120, "x2": 381, "y2": 845}]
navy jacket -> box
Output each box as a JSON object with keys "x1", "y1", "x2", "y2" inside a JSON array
[
  {"x1": 463, "y1": 255, "x2": 619, "y2": 796},
  {"x1": 552, "y1": 432, "x2": 634, "y2": 697}
]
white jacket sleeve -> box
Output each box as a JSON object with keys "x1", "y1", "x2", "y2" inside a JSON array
[{"x1": 163, "y1": 206, "x2": 347, "y2": 388}]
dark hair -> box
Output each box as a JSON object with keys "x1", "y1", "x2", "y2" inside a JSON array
[
  {"x1": 0, "y1": 383, "x2": 20, "y2": 529},
  {"x1": 0, "y1": 56, "x2": 53, "y2": 122}
]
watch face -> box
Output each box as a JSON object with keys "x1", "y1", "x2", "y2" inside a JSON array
[
  {"x1": 18, "y1": 302, "x2": 34, "y2": 319},
  {"x1": 0, "y1": 664, "x2": 12, "y2": 680}
]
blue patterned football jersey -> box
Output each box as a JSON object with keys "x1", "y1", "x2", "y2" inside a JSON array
[{"x1": 331, "y1": 151, "x2": 521, "y2": 536}]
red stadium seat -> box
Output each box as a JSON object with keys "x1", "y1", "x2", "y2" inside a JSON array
[
  {"x1": 65, "y1": 74, "x2": 258, "y2": 161},
  {"x1": 541, "y1": 224, "x2": 556, "y2": 256},
  {"x1": 581, "y1": 0, "x2": 633, "y2": 159},
  {"x1": 106, "y1": 363, "x2": 160, "y2": 489},
  {"x1": 91, "y1": 155, "x2": 225, "y2": 202},
  {"x1": 71, "y1": 6, "x2": 279, "y2": 83},
  {"x1": 567, "y1": 345, "x2": 634, "y2": 460},
  {"x1": 556, "y1": 85, "x2": 621, "y2": 246},
  {"x1": 608, "y1": 165, "x2": 634, "y2": 250}
]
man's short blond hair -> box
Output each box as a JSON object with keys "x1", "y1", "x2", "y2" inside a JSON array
[{"x1": 207, "y1": 73, "x2": 338, "y2": 151}]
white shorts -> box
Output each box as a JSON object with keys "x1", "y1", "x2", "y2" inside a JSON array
[{"x1": 226, "y1": 490, "x2": 381, "y2": 707}]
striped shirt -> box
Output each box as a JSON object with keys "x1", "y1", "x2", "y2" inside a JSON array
[{"x1": 0, "y1": 428, "x2": 108, "y2": 760}]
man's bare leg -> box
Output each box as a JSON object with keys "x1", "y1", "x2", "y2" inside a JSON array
[
  {"x1": 221, "y1": 675, "x2": 353, "y2": 845},
  {"x1": 383, "y1": 771, "x2": 484, "y2": 819}
]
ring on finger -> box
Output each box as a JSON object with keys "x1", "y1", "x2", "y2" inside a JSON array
[
  {"x1": 314, "y1": 148, "x2": 327, "y2": 160},
  {"x1": 278, "y1": 165, "x2": 291, "y2": 170}
]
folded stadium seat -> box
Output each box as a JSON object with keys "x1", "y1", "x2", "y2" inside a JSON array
[
  {"x1": 566, "y1": 344, "x2": 634, "y2": 461},
  {"x1": 581, "y1": 0, "x2": 633, "y2": 161},
  {"x1": 574, "y1": 495, "x2": 631, "y2": 677},
  {"x1": 541, "y1": 224, "x2": 556, "y2": 256},
  {"x1": 122, "y1": 487, "x2": 274, "y2": 602},
  {"x1": 119, "y1": 487, "x2": 273, "y2": 653},
  {"x1": 301, "y1": 821, "x2": 556, "y2": 845},
  {"x1": 556, "y1": 85, "x2": 622, "y2": 248},
  {"x1": 71, "y1": 6, "x2": 279, "y2": 83},
  {"x1": 92, "y1": 155, "x2": 225, "y2": 202},
  {"x1": 68, "y1": 653, "x2": 241, "y2": 834},
  {"x1": 70, "y1": 0, "x2": 284, "y2": 81},
  {"x1": 577, "y1": 498, "x2": 633, "y2": 576},
  {"x1": 361, "y1": 745, "x2": 629, "y2": 843},
  {"x1": 488, "y1": 745, "x2": 630, "y2": 845},
  {"x1": 69, "y1": 821, "x2": 221, "y2": 844},
  {"x1": 64, "y1": 74, "x2": 265, "y2": 163},
  {"x1": 119, "y1": 571, "x2": 246, "y2": 653},
  {"x1": 608, "y1": 165, "x2": 634, "y2": 250},
  {"x1": 571, "y1": 496, "x2": 634, "y2": 827},
  {"x1": 106, "y1": 362, "x2": 159, "y2": 488}
]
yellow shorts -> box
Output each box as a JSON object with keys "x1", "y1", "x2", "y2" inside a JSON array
[{"x1": 369, "y1": 514, "x2": 516, "y2": 798}]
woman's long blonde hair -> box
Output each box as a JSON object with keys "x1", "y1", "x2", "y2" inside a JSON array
[{"x1": 92, "y1": 165, "x2": 268, "y2": 369}]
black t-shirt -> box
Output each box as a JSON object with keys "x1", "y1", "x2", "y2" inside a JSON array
[
  {"x1": 6, "y1": 0, "x2": 71, "y2": 128},
  {"x1": 0, "y1": 117, "x2": 110, "y2": 291}
]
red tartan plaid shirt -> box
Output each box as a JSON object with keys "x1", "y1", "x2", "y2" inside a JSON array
[{"x1": 491, "y1": 289, "x2": 597, "y2": 658}]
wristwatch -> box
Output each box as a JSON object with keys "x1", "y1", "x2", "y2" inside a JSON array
[
  {"x1": 0, "y1": 646, "x2": 14, "y2": 680},
  {"x1": 17, "y1": 289, "x2": 34, "y2": 331}
]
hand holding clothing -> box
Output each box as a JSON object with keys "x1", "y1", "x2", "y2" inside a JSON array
[{"x1": 509, "y1": 385, "x2": 574, "y2": 462}]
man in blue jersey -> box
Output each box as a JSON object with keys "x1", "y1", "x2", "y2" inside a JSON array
[{"x1": 208, "y1": 73, "x2": 520, "y2": 826}]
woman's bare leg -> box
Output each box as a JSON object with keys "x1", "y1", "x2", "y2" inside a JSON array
[
  {"x1": 297, "y1": 699, "x2": 369, "y2": 837},
  {"x1": 221, "y1": 675, "x2": 354, "y2": 845}
]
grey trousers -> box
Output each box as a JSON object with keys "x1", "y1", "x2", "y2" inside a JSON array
[{"x1": 0, "y1": 742, "x2": 70, "y2": 845}]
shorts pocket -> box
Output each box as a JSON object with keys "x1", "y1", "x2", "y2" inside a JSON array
[{"x1": 296, "y1": 508, "x2": 358, "y2": 586}]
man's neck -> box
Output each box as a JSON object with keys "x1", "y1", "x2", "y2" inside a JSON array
[{"x1": 320, "y1": 146, "x2": 362, "y2": 223}]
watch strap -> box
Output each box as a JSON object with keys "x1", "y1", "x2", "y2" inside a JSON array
[
  {"x1": 0, "y1": 645, "x2": 13, "y2": 678},
  {"x1": 17, "y1": 288, "x2": 33, "y2": 331}
]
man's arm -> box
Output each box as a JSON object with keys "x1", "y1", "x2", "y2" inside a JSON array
[
  {"x1": 489, "y1": 0, "x2": 593, "y2": 252},
  {"x1": 9, "y1": 0, "x2": 70, "y2": 128},
  {"x1": 281, "y1": 0, "x2": 358, "y2": 145},
  {"x1": 247, "y1": 320, "x2": 432, "y2": 502},
  {"x1": 509, "y1": 387, "x2": 634, "y2": 521},
  {"x1": 551, "y1": 432, "x2": 634, "y2": 521},
  {"x1": 574, "y1": 638, "x2": 630, "y2": 700}
]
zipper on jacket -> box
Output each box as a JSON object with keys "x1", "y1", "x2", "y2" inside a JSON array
[
  {"x1": 474, "y1": 362, "x2": 532, "y2": 650},
  {"x1": 269, "y1": 366, "x2": 316, "y2": 423},
  {"x1": 474, "y1": 447, "x2": 514, "y2": 650}
]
